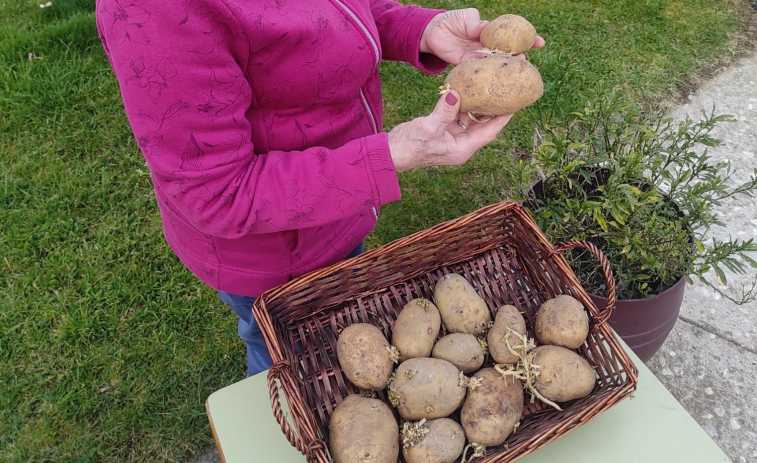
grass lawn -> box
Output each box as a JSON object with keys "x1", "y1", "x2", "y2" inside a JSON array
[{"x1": 0, "y1": 0, "x2": 752, "y2": 461}]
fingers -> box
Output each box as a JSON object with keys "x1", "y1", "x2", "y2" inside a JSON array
[
  {"x1": 475, "y1": 115, "x2": 513, "y2": 144},
  {"x1": 455, "y1": 114, "x2": 514, "y2": 152},
  {"x1": 439, "y1": 113, "x2": 513, "y2": 166},
  {"x1": 426, "y1": 90, "x2": 462, "y2": 135},
  {"x1": 508, "y1": 34, "x2": 546, "y2": 60},
  {"x1": 458, "y1": 112, "x2": 473, "y2": 130},
  {"x1": 450, "y1": 111, "x2": 507, "y2": 136},
  {"x1": 471, "y1": 114, "x2": 513, "y2": 137},
  {"x1": 456, "y1": 8, "x2": 482, "y2": 33},
  {"x1": 462, "y1": 9, "x2": 487, "y2": 40},
  {"x1": 447, "y1": 116, "x2": 470, "y2": 136},
  {"x1": 460, "y1": 48, "x2": 492, "y2": 63}
]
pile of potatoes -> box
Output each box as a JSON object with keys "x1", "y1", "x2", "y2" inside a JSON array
[
  {"x1": 330, "y1": 272, "x2": 598, "y2": 463},
  {"x1": 442, "y1": 14, "x2": 544, "y2": 120}
]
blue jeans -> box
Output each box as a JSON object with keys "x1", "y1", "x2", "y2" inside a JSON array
[{"x1": 218, "y1": 242, "x2": 364, "y2": 377}]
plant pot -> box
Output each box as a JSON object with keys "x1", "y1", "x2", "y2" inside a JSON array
[{"x1": 588, "y1": 276, "x2": 685, "y2": 362}]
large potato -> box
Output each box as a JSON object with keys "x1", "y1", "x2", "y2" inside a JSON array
[
  {"x1": 431, "y1": 333, "x2": 484, "y2": 374},
  {"x1": 329, "y1": 394, "x2": 399, "y2": 463},
  {"x1": 336, "y1": 323, "x2": 394, "y2": 390},
  {"x1": 480, "y1": 14, "x2": 537, "y2": 54},
  {"x1": 532, "y1": 345, "x2": 596, "y2": 402},
  {"x1": 460, "y1": 368, "x2": 524, "y2": 446},
  {"x1": 389, "y1": 357, "x2": 466, "y2": 420},
  {"x1": 402, "y1": 418, "x2": 466, "y2": 463},
  {"x1": 392, "y1": 298, "x2": 441, "y2": 362},
  {"x1": 535, "y1": 295, "x2": 590, "y2": 349},
  {"x1": 433, "y1": 274, "x2": 491, "y2": 335},
  {"x1": 444, "y1": 55, "x2": 543, "y2": 116},
  {"x1": 487, "y1": 305, "x2": 528, "y2": 365}
]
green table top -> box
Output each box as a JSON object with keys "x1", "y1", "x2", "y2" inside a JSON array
[{"x1": 206, "y1": 345, "x2": 731, "y2": 463}]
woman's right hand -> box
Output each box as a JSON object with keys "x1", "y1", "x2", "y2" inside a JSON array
[{"x1": 387, "y1": 90, "x2": 513, "y2": 172}]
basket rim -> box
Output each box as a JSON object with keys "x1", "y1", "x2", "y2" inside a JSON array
[{"x1": 256, "y1": 202, "x2": 526, "y2": 303}]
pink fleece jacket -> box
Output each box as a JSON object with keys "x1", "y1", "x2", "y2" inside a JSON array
[{"x1": 95, "y1": 0, "x2": 447, "y2": 296}]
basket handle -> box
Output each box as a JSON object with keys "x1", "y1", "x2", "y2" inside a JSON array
[
  {"x1": 551, "y1": 240, "x2": 616, "y2": 325},
  {"x1": 267, "y1": 361, "x2": 326, "y2": 462}
]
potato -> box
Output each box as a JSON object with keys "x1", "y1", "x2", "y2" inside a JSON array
[
  {"x1": 460, "y1": 368, "x2": 524, "y2": 447},
  {"x1": 480, "y1": 14, "x2": 537, "y2": 54},
  {"x1": 392, "y1": 298, "x2": 442, "y2": 362},
  {"x1": 532, "y1": 345, "x2": 596, "y2": 402},
  {"x1": 487, "y1": 305, "x2": 528, "y2": 365},
  {"x1": 388, "y1": 357, "x2": 466, "y2": 420},
  {"x1": 535, "y1": 295, "x2": 590, "y2": 349},
  {"x1": 336, "y1": 323, "x2": 395, "y2": 390},
  {"x1": 431, "y1": 333, "x2": 484, "y2": 374},
  {"x1": 433, "y1": 274, "x2": 491, "y2": 335},
  {"x1": 402, "y1": 418, "x2": 466, "y2": 463},
  {"x1": 444, "y1": 55, "x2": 543, "y2": 116},
  {"x1": 329, "y1": 394, "x2": 399, "y2": 463}
]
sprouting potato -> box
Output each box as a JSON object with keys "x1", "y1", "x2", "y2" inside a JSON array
[
  {"x1": 401, "y1": 418, "x2": 466, "y2": 463},
  {"x1": 480, "y1": 14, "x2": 537, "y2": 54},
  {"x1": 487, "y1": 304, "x2": 528, "y2": 365},
  {"x1": 532, "y1": 345, "x2": 596, "y2": 403},
  {"x1": 392, "y1": 298, "x2": 442, "y2": 362},
  {"x1": 460, "y1": 368, "x2": 524, "y2": 447},
  {"x1": 444, "y1": 55, "x2": 543, "y2": 117},
  {"x1": 434, "y1": 274, "x2": 491, "y2": 335},
  {"x1": 535, "y1": 295, "x2": 590, "y2": 349},
  {"x1": 329, "y1": 395, "x2": 399, "y2": 463},
  {"x1": 431, "y1": 333, "x2": 485, "y2": 374},
  {"x1": 336, "y1": 323, "x2": 396, "y2": 390},
  {"x1": 388, "y1": 357, "x2": 466, "y2": 420}
]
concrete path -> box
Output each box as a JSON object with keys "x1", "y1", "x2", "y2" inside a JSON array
[
  {"x1": 646, "y1": 52, "x2": 757, "y2": 463},
  {"x1": 189, "y1": 52, "x2": 757, "y2": 463}
]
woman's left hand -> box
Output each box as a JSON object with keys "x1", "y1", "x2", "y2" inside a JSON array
[{"x1": 420, "y1": 9, "x2": 545, "y2": 65}]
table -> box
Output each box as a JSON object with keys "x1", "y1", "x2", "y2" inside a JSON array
[{"x1": 206, "y1": 345, "x2": 731, "y2": 463}]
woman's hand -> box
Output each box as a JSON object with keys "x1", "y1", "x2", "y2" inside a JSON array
[
  {"x1": 420, "y1": 9, "x2": 545, "y2": 65},
  {"x1": 388, "y1": 90, "x2": 513, "y2": 172}
]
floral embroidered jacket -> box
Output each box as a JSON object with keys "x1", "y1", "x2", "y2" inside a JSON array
[{"x1": 95, "y1": 0, "x2": 446, "y2": 296}]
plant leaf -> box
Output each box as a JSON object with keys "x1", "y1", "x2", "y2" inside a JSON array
[
  {"x1": 743, "y1": 255, "x2": 757, "y2": 269},
  {"x1": 696, "y1": 239, "x2": 705, "y2": 254},
  {"x1": 713, "y1": 265, "x2": 727, "y2": 285},
  {"x1": 594, "y1": 209, "x2": 608, "y2": 233},
  {"x1": 610, "y1": 207, "x2": 627, "y2": 225}
]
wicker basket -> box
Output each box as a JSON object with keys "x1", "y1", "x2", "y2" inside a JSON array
[{"x1": 252, "y1": 201, "x2": 638, "y2": 463}]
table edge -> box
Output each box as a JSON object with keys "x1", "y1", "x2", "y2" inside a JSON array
[{"x1": 206, "y1": 398, "x2": 229, "y2": 463}]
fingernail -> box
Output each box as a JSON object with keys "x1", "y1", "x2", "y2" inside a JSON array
[{"x1": 445, "y1": 92, "x2": 458, "y2": 106}]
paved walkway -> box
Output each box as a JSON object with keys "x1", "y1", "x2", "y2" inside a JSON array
[
  {"x1": 190, "y1": 52, "x2": 757, "y2": 463},
  {"x1": 645, "y1": 51, "x2": 757, "y2": 463}
]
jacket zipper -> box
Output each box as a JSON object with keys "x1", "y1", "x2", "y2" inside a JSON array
[
  {"x1": 332, "y1": 0, "x2": 380, "y2": 67},
  {"x1": 333, "y1": 0, "x2": 379, "y2": 134},
  {"x1": 359, "y1": 89, "x2": 378, "y2": 134}
]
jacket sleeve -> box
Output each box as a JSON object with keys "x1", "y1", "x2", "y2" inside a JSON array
[
  {"x1": 369, "y1": 0, "x2": 448, "y2": 73},
  {"x1": 95, "y1": 0, "x2": 401, "y2": 239}
]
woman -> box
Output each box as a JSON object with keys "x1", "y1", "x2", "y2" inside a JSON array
[{"x1": 95, "y1": 0, "x2": 543, "y2": 376}]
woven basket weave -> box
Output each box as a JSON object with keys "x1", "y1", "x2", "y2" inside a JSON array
[{"x1": 252, "y1": 201, "x2": 638, "y2": 463}]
